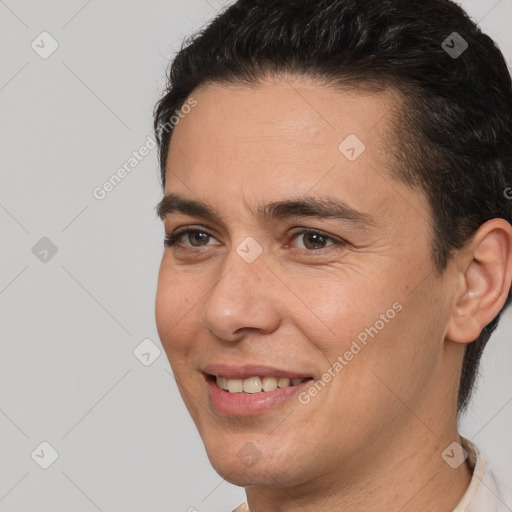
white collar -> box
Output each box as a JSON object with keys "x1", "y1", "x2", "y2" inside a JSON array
[{"x1": 455, "y1": 437, "x2": 510, "y2": 511}]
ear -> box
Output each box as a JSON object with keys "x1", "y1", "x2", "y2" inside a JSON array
[{"x1": 446, "y1": 218, "x2": 512, "y2": 344}]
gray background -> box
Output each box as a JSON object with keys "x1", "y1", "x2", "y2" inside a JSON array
[{"x1": 0, "y1": 1, "x2": 510, "y2": 511}]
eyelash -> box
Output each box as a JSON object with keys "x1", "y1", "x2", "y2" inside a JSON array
[{"x1": 163, "y1": 226, "x2": 346, "y2": 255}]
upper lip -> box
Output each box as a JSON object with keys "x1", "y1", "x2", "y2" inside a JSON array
[{"x1": 202, "y1": 363, "x2": 314, "y2": 380}]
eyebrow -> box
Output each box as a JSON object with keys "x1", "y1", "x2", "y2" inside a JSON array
[{"x1": 156, "y1": 193, "x2": 378, "y2": 228}]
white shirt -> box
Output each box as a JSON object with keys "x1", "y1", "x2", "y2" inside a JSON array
[{"x1": 231, "y1": 437, "x2": 511, "y2": 512}]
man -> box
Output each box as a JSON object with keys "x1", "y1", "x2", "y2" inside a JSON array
[{"x1": 153, "y1": 0, "x2": 512, "y2": 510}]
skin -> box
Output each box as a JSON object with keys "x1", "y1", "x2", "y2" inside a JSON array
[{"x1": 155, "y1": 76, "x2": 512, "y2": 512}]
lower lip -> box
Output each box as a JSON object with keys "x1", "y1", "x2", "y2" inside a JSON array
[{"x1": 206, "y1": 376, "x2": 313, "y2": 416}]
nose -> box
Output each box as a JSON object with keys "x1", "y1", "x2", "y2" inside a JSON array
[{"x1": 200, "y1": 250, "x2": 282, "y2": 342}]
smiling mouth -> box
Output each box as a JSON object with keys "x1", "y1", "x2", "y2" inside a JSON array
[{"x1": 206, "y1": 374, "x2": 314, "y2": 394}]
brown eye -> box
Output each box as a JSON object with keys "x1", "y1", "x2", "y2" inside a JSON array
[
  {"x1": 186, "y1": 231, "x2": 211, "y2": 246},
  {"x1": 292, "y1": 231, "x2": 337, "y2": 250},
  {"x1": 164, "y1": 228, "x2": 220, "y2": 248},
  {"x1": 301, "y1": 232, "x2": 328, "y2": 249}
]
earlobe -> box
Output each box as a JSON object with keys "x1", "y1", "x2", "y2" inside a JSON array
[{"x1": 446, "y1": 219, "x2": 512, "y2": 345}]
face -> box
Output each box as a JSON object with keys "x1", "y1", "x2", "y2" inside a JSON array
[{"x1": 155, "y1": 77, "x2": 459, "y2": 488}]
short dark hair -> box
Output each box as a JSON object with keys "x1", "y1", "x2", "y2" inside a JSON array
[{"x1": 153, "y1": 0, "x2": 512, "y2": 413}]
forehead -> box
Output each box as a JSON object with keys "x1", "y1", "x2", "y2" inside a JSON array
[
  {"x1": 169, "y1": 77, "x2": 398, "y2": 155},
  {"x1": 164, "y1": 77, "x2": 425, "y2": 225}
]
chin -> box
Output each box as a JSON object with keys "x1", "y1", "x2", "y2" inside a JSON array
[
  {"x1": 203, "y1": 440, "x2": 310, "y2": 488},
  {"x1": 213, "y1": 461, "x2": 298, "y2": 488}
]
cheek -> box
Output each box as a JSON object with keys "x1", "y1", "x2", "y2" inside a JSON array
[
  {"x1": 283, "y1": 269, "x2": 391, "y2": 352},
  {"x1": 155, "y1": 263, "x2": 199, "y2": 354},
  {"x1": 285, "y1": 265, "x2": 428, "y2": 408}
]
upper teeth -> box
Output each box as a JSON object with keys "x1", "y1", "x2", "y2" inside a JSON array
[{"x1": 215, "y1": 375, "x2": 308, "y2": 393}]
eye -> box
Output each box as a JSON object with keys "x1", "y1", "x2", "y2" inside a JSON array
[
  {"x1": 163, "y1": 226, "x2": 346, "y2": 254},
  {"x1": 164, "y1": 228, "x2": 219, "y2": 248},
  {"x1": 291, "y1": 230, "x2": 338, "y2": 250}
]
